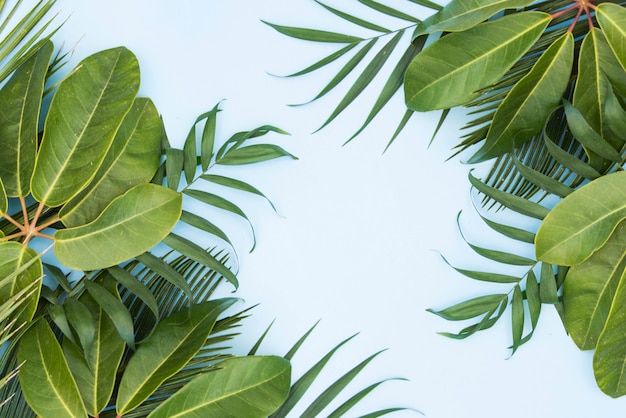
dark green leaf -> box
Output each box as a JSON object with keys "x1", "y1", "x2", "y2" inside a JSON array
[
  {"x1": 262, "y1": 21, "x2": 363, "y2": 43},
  {"x1": 428, "y1": 294, "x2": 508, "y2": 321}
]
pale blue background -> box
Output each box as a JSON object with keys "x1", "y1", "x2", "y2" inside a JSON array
[{"x1": 22, "y1": 0, "x2": 626, "y2": 416}]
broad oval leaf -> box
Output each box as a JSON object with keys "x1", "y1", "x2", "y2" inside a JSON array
[
  {"x1": 469, "y1": 32, "x2": 573, "y2": 163},
  {"x1": 0, "y1": 40, "x2": 52, "y2": 197},
  {"x1": 148, "y1": 356, "x2": 291, "y2": 418},
  {"x1": 31, "y1": 47, "x2": 140, "y2": 207},
  {"x1": 0, "y1": 241, "x2": 42, "y2": 322},
  {"x1": 536, "y1": 171, "x2": 626, "y2": 265},
  {"x1": 564, "y1": 221, "x2": 626, "y2": 350},
  {"x1": 404, "y1": 11, "x2": 550, "y2": 111},
  {"x1": 414, "y1": 0, "x2": 535, "y2": 37},
  {"x1": 17, "y1": 320, "x2": 87, "y2": 418},
  {"x1": 116, "y1": 298, "x2": 237, "y2": 415},
  {"x1": 60, "y1": 98, "x2": 162, "y2": 227},
  {"x1": 596, "y1": 3, "x2": 626, "y2": 72},
  {"x1": 55, "y1": 183, "x2": 182, "y2": 271}
]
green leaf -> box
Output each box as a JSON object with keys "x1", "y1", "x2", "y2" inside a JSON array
[
  {"x1": 262, "y1": 21, "x2": 363, "y2": 43},
  {"x1": 468, "y1": 33, "x2": 573, "y2": 163},
  {"x1": 165, "y1": 147, "x2": 184, "y2": 191},
  {"x1": 135, "y1": 252, "x2": 193, "y2": 305},
  {"x1": 59, "y1": 98, "x2": 162, "y2": 227},
  {"x1": 17, "y1": 320, "x2": 87, "y2": 418},
  {"x1": 405, "y1": 11, "x2": 550, "y2": 111},
  {"x1": 0, "y1": 40, "x2": 52, "y2": 197},
  {"x1": 476, "y1": 209, "x2": 536, "y2": 244},
  {"x1": 201, "y1": 174, "x2": 278, "y2": 213},
  {"x1": 317, "y1": 30, "x2": 404, "y2": 131},
  {"x1": 107, "y1": 265, "x2": 159, "y2": 322},
  {"x1": 357, "y1": 0, "x2": 420, "y2": 23},
  {"x1": 439, "y1": 253, "x2": 521, "y2": 283},
  {"x1": 327, "y1": 380, "x2": 412, "y2": 418},
  {"x1": 84, "y1": 279, "x2": 135, "y2": 350},
  {"x1": 596, "y1": 3, "x2": 626, "y2": 72},
  {"x1": 216, "y1": 144, "x2": 297, "y2": 165},
  {"x1": 543, "y1": 131, "x2": 600, "y2": 180},
  {"x1": 201, "y1": 103, "x2": 221, "y2": 171},
  {"x1": 414, "y1": 0, "x2": 536, "y2": 37},
  {"x1": 592, "y1": 243, "x2": 626, "y2": 397},
  {"x1": 31, "y1": 47, "x2": 140, "y2": 207},
  {"x1": 281, "y1": 43, "x2": 359, "y2": 78},
  {"x1": 116, "y1": 298, "x2": 237, "y2": 415},
  {"x1": 64, "y1": 289, "x2": 125, "y2": 416},
  {"x1": 535, "y1": 171, "x2": 626, "y2": 265},
  {"x1": 539, "y1": 262, "x2": 559, "y2": 304},
  {"x1": 0, "y1": 241, "x2": 42, "y2": 322},
  {"x1": 148, "y1": 356, "x2": 291, "y2": 418},
  {"x1": 511, "y1": 155, "x2": 574, "y2": 198},
  {"x1": 55, "y1": 183, "x2": 182, "y2": 271},
  {"x1": 314, "y1": 1, "x2": 391, "y2": 33},
  {"x1": 564, "y1": 221, "x2": 626, "y2": 350},
  {"x1": 427, "y1": 294, "x2": 508, "y2": 321},
  {"x1": 179, "y1": 210, "x2": 234, "y2": 248},
  {"x1": 526, "y1": 270, "x2": 541, "y2": 330},
  {"x1": 0, "y1": 178, "x2": 6, "y2": 214},
  {"x1": 563, "y1": 100, "x2": 622, "y2": 163},
  {"x1": 511, "y1": 284, "x2": 524, "y2": 353}
]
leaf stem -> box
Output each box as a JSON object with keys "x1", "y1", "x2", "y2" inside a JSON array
[
  {"x1": 1, "y1": 212, "x2": 26, "y2": 232},
  {"x1": 550, "y1": 3, "x2": 578, "y2": 20},
  {"x1": 19, "y1": 196, "x2": 30, "y2": 230},
  {"x1": 35, "y1": 216, "x2": 60, "y2": 232}
]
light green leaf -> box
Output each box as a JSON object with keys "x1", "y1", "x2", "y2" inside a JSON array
[
  {"x1": 216, "y1": 144, "x2": 297, "y2": 165},
  {"x1": 262, "y1": 21, "x2": 363, "y2": 43},
  {"x1": 596, "y1": 3, "x2": 626, "y2": 72},
  {"x1": 31, "y1": 47, "x2": 140, "y2": 207},
  {"x1": 148, "y1": 356, "x2": 291, "y2": 418},
  {"x1": 0, "y1": 40, "x2": 52, "y2": 197},
  {"x1": 17, "y1": 320, "x2": 87, "y2": 418},
  {"x1": 357, "y1": 0, "x2": 420, "y2": 23},
  {"x1": 0, "y1": 178, "x2": 6, "y2": 214},
  {"x1": 64, "y1": 288, "x2": 125, "y2": 416},
  {"x1": 314, "y1": 1, "x2": 391, "y2": 33},
  {"x1": 564, "y1": 221, "x2": 626, "y2": 350},
  {"x1": 427, "y1": 294, "x2": 508, "y2": 321},
  {"x1": 592, "y1": 240, "x2": 626, "y2": 397},
  {"x1": 55, "y1": 183, "x2": 182, "y2": 271},
  {"x1": 405, "y1": 11, "x2": 550, "y2": 111},
  {"x1": 116, "y1": 298, "x2": 237, "y2": 415},
  {"x1": 60, "y1": 98, "x2": 162, "y2": 227},
  {"x1": 536, "y1": 171, "x2": 626, "y2": 265},
  {"x1": 414, "y1": 0, "x2": 536, "y2": 37},
  {"x1": 0, "y1": 241, "x2": 42, "y2": 322},
  {"x1": 165, "y1": 147, "x2": 184, "y2": 190},
  {"x1": 469, "y1": 33, "x2": 573, "y2": 163}
]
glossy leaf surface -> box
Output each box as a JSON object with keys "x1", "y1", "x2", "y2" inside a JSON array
[
  {"x1": 0, "y1": 40, "x2": 52, "y2": 197},
  {"x1": 116, "y1": 298, "x2": 237, "y2": 415},
  {"x1": 31, "y1": 47, "x2": 139, "y2": 207},
  {"x1": 597, "y1": 3, "x2": 626, "y2": 72},
  {"x1": 469, "y1": 33, "x2": 573, "y2": 163},
  {"x1": 404, "y1": 11, "x2": 550, "y2": 111},
  {"x1": 17, "y1": 320, "x2": 87, "y2": 417},
  {"x1": 60, "y1": 98, "x2": 162, "y2": 227},
  {"x1": 148, "y1": 356, "x2": 290, "y2": 418},
  {"x1": 536, "y1": 171, "x2": 626, "y2": 265},
  {"x1": 55, "y1": 183, "x2": 182, "y2": 270}
]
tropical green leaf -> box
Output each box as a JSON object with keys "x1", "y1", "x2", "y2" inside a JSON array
[
  {"x1": 314, "y1": 1, "x2": 391, "y2": 33},
  {"x1": 539, "y1": 262, "x2": 559, "y2": 304},
  {"x1": 17, "y1": 320, "x2": 87, "y2": 418},
  {"x1": 281, "y1": 43, "x2": 359, "y2": 78},
  {"x1": 179, "y1": 210, "x2": 234, "y2": 249},
  {"x1": 468, "y1": 32, "x2": 573, "y2": 163},
  {"x1": 414, "y1": 0, "x2": 536, "y2": 37},
  {"x1": 596, "y1": 3, "x2": 626, "y2": 72},
  {"x1": 427, "y1": 294, "x2": 508, "y2": 321},
  {"x1": 63, "y1": 298, "x2": 96, "y2": 354},
  {"x1": 327, "y1": 379, "x2": 413, "y2": 418},
  {"x1": 216, "y1": 144, "x2": 297, "y2": 165},
  {"x1": 201, "y1": 103, "x2": 221, "y2": 171},
  {"x1": 477, "y1": 210, "x2": 536, "y2": 244},
  {"x1": 135, "y1": 252, "x2": 193, "y2": 306},
  {"x1": 543, "y1": 131, "x2": 601, "y2": 180},
  {"x1": 165, "y1": 147, "x2": 184, "y2": 191},
  {"x1": 59, "y1": 98, "x2": 162, "y2": 227},
  {"x1": 0, "y1": 178, "x2": 6, "y2": 214},
  {"x1": 0, "y1": 40, "x2": 52, "y2": 197},
  {"x1": 84, "y1": 279, "x2": 135, "y2": 349},
  {"x1": 564, "y1": 221, "x2": 626, "y2": 350},
  {"x1": 148, "y1": 356, "x2": 291, "y2": 418},
  {"x1": 511, "y1": 155, "x2": 574, "y2": 198},
  {"x1": 535, "y1": 171, "x2": 626, "y2": 265},
  {"x1": 116, "y1": 298, "x2": 237, "y2": 415},
  {"x1": 64, "y1": 289, "x2": 125, "y2": 416},
  {"x1": 0, "y1": 241, "x2": 42, "y2": 322},
  {"x1": 592, "y1": 244, "x2": 626, "y2": 397},
  {"x1": 511, "y1": 284, "x2": 524, "y2": 353},
  {"x1": 31, "y1": 47, "x2": 140, "y2": 207},
  {"x1": 55, "y1": 183, "x2": 182, "y2": 271},
  {"x1": 404, "y1": 11, "x2": 550, "y2": 111},
  {"x1": 357, "y1": 0, "x2": 420, "y2": 23},
  {"x1": 440, "y1": 253, "x2": 521, "y2": 283},
  {"x1": 107, "y1": 265, "x2": 159, "y2": 322},
  {"x1": 262, "y1": 21, "x2": 363, "y2": 43},
  {"x1": 526, "y1": 270, "x2": 541, "y2": 329},
  {"x1": 201, "y1": 174, "x2": 278, "y2": 213}
]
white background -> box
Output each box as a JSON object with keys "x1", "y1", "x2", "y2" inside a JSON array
[{"x1": 21, "y1": 0, "x2": 626, "y2": 416}]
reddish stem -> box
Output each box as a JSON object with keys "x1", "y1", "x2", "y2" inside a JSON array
[{"x1": 550, "y1": 3, "x2": 578, "y2": 20}]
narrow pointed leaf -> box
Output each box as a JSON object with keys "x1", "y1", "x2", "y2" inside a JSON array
[
  {"x1": 477, "y1": 210, "x2": 536, "y2": 244},
  {"x1": 0, "y1": 241, "x2": 42, "y2": 322},
  {"x1": 107, "y1": 265, "x2": 159, "y2": 321},
  {"x1": 84, "y1": 280, "x2": 135, "y2": 350},
  {"x1": 511, "y1": 156, "x2": 574, "y2": 198},
  {"x1": 427, "y1": 294, "x2": 508, "y2": 321},
  {"x1": 314, "y1": 1, "x2": 391, "y2": 33},
  {"x1": 216, "y1": 144, "x2": 296, "y2": 165},
  {"x1": 0, "y1": 40, "x2": 52, "y2": 197},
  {"x1": 282, "y1": 43, "x2": 359, "y2": 78},
  {"x1": 564, "y1": 221, "x2": 626, "y2": 350},
  {"x1": 183, "y1": 123, "x2": 198, "y2": 185},
  {"x1": 327, "y1": 379, "x2": 410, "y2": 418},
  {"x1": 564, "y1": 100, "x2": 622, "y2": 162},
  {"x1": 201, "y1": 103, "x2": 221, "y2": 171},
  {"x1": 148, "y1": 356, "x2": 291, "y2": 418},
  {"x1": 539, "y1": 262, "x2": 559, "y2": 304},
  {"x1": 55, "y1": 184, "x2": 182, "y2": 271},
  {"x1": 31, "y1": 47, "x2": 140, "y2": 207},
  {"x1": 357, "y1": 0, "x2": 420, "y2": 23},
  {"x1": 596, "y1": 3, "x2": 626, "y2": 72},
  {"x1": 414, "y1": 0, "x2": 536, "y2": 36},
  {"x1": 439, "y1": 253, "x2": 521, "y2": 283},
  {"x1": 60, "y1": 98, "x2": 162, "y2": 227},
  {"x1": 536, "y1": 171, "x2": 626, "y2": 265},
  {"x1": 469, "y1": 33, "x2": 573, "y2": 163},
  {"x1": 17, "y1": 320, "x2": 87, "y2": 418},
  {"x1": 179, "y1": 210, "x2": 233, "y2": 248},
  {"x1": 201, "y1": 174, "x2": 278, "y2": 213},
  {"x1": 405, "y1": 12, "x2": 550, "y2": 111},
  {"x1": 165, "y1": 147, "x2": 184, "y2": 190},
  {"x1": 116, "y1": 298, "x2": 237, "y2": 415},
  {"x1": 543, "y1": 131, "x2": 601, "y2": 180},
  {"x1": 262, "y1": 21, "x2": 363, "y2": 43},
  {"x1": 0, "y1": 178, "x2": 5, "y2": 214},
  {"x1": 511, "y1": 284, "x2": 524, "y2": 353},
  {"x1": 526, "y1": 270, "x2": 541, "y2": 329}
]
